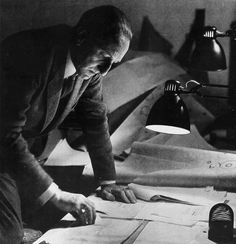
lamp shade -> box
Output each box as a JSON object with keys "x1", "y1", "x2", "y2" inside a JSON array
[
  {"x1": 146, "y1": 80, "x2": 190, "y2": 135},
  {"x1": 190, "y1": 26, "x2": 227, "y2": 71}
]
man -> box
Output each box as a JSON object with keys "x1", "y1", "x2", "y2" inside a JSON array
[{"x1": 0, "y1": 5, "x2": 136, "y2": 243}]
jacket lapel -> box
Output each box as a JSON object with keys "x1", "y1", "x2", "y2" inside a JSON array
[
  {"x1": 42, "y1": 75, "x2": 63, "y2": 131},
  {"x1": 42, "y1": 44, "x2": 67, "y2": 131}
]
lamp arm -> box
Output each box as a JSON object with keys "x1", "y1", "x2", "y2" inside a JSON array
[
  {"x1": 215, "y1": 30, "x2": 228, "y2": 38},
  {"x1": 185, "y1": 79, "x2": 231, "y2": 90},
  {"x1": 194, "y1": 94, "x2": 231, "y2": 99},
  {"x1": 201, "y1": 83, "x2": 230, "y2": 88},
  {"x1": 179, "y1": 79, "x2": 236, "y2": 100},
  {"x1": 215, "y1": 29, "x2": 236, "y2": 40},
  {"x1": 179, "y1": 89, "x2": 233, "y2": 100}
]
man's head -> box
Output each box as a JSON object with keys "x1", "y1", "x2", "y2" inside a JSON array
[{"x1": 70, "y1": 5, "x2": 132, "y2": 79}]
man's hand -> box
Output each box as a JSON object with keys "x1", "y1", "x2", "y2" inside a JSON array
[
  {"x1": 50, "y1": 190, "x2": 96, "y2": 225},
  {"x1": 99, "y1": 184, "x2": 137, "y2": 203}
]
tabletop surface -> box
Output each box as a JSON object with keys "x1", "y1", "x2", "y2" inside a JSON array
[{"x1": 34, "y1": 190, "x2": 236, "y2": 244}]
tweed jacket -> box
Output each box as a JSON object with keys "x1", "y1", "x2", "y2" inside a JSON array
[{"x1": 0, "y1": 25, "x2": 116, "y2": 203}]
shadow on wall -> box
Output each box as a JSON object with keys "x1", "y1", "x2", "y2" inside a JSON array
[
  {"x1": 174, "y1": 8, "x2": 209, "y2": 85},
  {"x1": 138, "y1": 16, "x2": 173, "y2": 56}
]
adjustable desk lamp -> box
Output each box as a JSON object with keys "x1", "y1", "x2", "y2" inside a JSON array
[
  {"x1": 190, "y1": 25, "x2": 236, "y2": 71},
  {"x1": 146, "y1": 26, "x2": 236, "y2": 136},
  {"x1": 190, "y1": 25, "x2": 236, "y2": 143},
  {"x1": 145, "y1": 78, "x2": 232, "y2": 135}
]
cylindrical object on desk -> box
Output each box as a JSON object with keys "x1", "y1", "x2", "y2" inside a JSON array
[{"x1": 208, "y1": 203, "x2": 234, "y2": 242}]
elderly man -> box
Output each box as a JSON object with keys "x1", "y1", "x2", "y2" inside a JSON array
[{"x1": 0, "y1": 5, "x2": 136, "y2": 243}]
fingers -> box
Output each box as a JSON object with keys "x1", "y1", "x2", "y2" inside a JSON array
[
  {"x1": 119, "y1": 190, "x2": 130, "y2": 203},
  {"x1": 79, "y1": 204, "x2": 95, "y2": 225},
  {"x1": 124, "y1": 188, "x2": 137, "y2": 203},
  {"x1": 101, "y1": 190, "x2": 116, "y2": 201},
  {"x1": 83, "y1": 203, "x2": 96, "y2": 225},
  {"x1": 84, "y1": 198, "x2": 96, "y2": 221},
  {"x1": 100, "y1": 185, "x2": 137, "y2": 204},
  {"x1": 72, "y1": 203, "x2": 96, "y2": 226},
  {"x1": 67, "y1": 194, "x2": 96, "y2": 226},
  {"x1": 112, "y1": 188, "x2": 137, "y2": 203},
  {"x1": 51, "y1": 190, "x2": 97, "y2": 226}
]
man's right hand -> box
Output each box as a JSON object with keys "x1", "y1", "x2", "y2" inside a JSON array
[{"x1": 50, "y1": 190, "x2": 96, "y2": 225}]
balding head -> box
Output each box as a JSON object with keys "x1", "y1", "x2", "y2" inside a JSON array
[{"x1": 73, "y1": 5, "x2": 132, "y2": 49}]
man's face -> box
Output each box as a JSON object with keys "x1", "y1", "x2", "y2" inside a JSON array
[{"x1": 73, "y1": 38, "x2": 130, "y2": 80}]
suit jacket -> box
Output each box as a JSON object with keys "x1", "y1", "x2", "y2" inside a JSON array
[{"x1": 0, "y1": 25, "x2": 116, "y2": 203}]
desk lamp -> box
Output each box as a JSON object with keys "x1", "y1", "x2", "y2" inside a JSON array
[
  {"x1": 146, "y1": 79, "x2": 235, "y2": 134},
  {"x1": 146, "y1": 80, "x2": 190, "y2": 135},
  {"x1": 190, "y1": 25, "x2": 236, "y2": 71},
  {"x1": 190, "y1": 24, "x2": 236, "y2": 142}
]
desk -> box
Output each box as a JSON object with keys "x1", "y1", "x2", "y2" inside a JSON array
[
  {"x1": 34, "y1": 193, "x2": 236, "y2": 244},
  {"x1": 41, "y1": 138, "x2": 236, "y2": 243}
]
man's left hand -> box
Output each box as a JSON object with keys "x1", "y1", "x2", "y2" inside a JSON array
[{"x1": 99, "y1": 184, "x2": 137, "y2": 203}]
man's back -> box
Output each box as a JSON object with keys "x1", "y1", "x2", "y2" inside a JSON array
[{"x1": 1, "y1": 25, "x2": 71, "y2": 76}]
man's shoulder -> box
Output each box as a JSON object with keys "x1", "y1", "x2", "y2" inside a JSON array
[
  {"x1": 1, "y1": 25, "x2": 72, "y2": 73},
  {"x1": 2, "y1": 24, "x2": 72, "y2": 48}
]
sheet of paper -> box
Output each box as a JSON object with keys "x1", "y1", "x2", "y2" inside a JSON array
[
  {"x1": 135, "y1": 220, "x2": 236, "y2": 244},
  {"x1": 112, "y1": 139, "x2": 236, "y2": 185},
  {"x1": 34, "y1": 218, "x2": 141, "y2": 244},
  {"x1": 45, "y1": 139, "x2": 91, "y2": 166},
  {"x1": 226, "y1": 192, "x2": 236, "y2": 208},
  {"x1": 128, "y1": 183, "x2": 227, "y2": 206},
  {"x1": 133, "y1": 221, "x2": 199, "y2": 244},
  {"x1": 87, "y1": 195, "x2": 145, "y2": 219},
  {"x1": 128, "y1": 142, "x2": 236, "y2": 170},
  {"x1": 134, "y1": 167, "x2": 236, "y2": 190},
  {"x1": 88, "y1": 195, "x2": 209, "y2": 227},
  {"x1": 135, "y1": 202, "x2": 211, "y2": 226}
]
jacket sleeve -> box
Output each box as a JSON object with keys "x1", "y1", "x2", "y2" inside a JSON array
[
  {"x1": 74, "y1": 74, "x2": 116, "y2": 183},
  {"x1": 0, "y1": 37, "x2": 53, "y2": 203}
]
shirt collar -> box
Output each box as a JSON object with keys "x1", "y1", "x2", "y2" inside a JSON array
[{"x1": 64, "y1": 50, "x2": 76, "y2": 79}]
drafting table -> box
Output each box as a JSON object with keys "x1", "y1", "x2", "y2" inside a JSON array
[
  {"x1": 39, "y1": 137, "x2": 236, "y2": 243},
  {"x1": 34, "y1": 190, "x2": 236, "y2": 244}
]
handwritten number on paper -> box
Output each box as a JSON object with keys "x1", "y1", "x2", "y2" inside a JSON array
[{"x1": 207, "y1": 160, "x2": 235, "y2": 169}]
